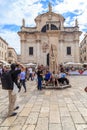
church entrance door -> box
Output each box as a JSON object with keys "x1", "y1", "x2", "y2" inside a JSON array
[{"x1": 47, "y1": 53, "x2": 49, "y2": 66}]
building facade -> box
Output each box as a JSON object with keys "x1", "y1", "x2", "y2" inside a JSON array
[
  {"x1": 80, "y1": 33, "x2": 87, "y2": 63},
  {"x1": 0, "y1": 36, "x2": 17, "y2": 65},
  {"x1": 0, "y1": 37, "x2": 8, "y2": 62},
  {"x1": 18, "y1": 4, "x2": 82, "y2": 71},
  {"x1": 17, "y1": 54, "x2": 21, "y2": 63},
  {"x1": 8, "y1": 47, "x2": 17, "y2": 64}
]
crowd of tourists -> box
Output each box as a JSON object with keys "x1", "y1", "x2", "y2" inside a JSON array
[{"x1": 0, "y1": 63, "x2": 87, "y2": 117}]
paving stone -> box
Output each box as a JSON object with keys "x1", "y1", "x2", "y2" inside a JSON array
[
  {"x1": 83, "y1": 116, "x2": 87, "y2": 123},
  {"x1": 70, "y1": 111, "x2": 85, "y2": 123},
  {"x1": 39, "y1": 112, "x2": 49, "y2": 118},
  {"x1": 26, "y1": 125, "x2": 35, "y2": 130},
  {"x1": 1, "y1": 117, "x2": 16, "y2": 127},
  {"x1": 11, "y1": 116, "x2": 27, "y2": 126},
  {"x1": 24, "y1": 103, "x2": 34, "y2": 108},
  {"x1": 34, "y1": 101, "x2": 42, "y2": 106},
  {"x1": 9, "y1": 125, "x2": 22, "y2": 130},
  {"x1": 25, "y1": 112, "x2": 39, "y2": 125},
  {"x1": 50, "y1": 104, "x2": 59, "y2": 111},
  {"x1": 35, "y1": 118, "x2": 48, "y2": 130},
  {"x1": 31, "y1": 105, "x2": 41, "y2": 112},
  {"x1": 49, "y1": 111, "x2": 60, "y2": 123},
  {"x1": 60, "y1": 107, "x2": 70, "y2": 117},
  {"x1": 45, "y1": 91, "x2": 51, "y2": 96},
  {"x1": 64, "y1": 97, "x2": 73, "y2": 103},
  {"x1": 61, "y1": 116, "x2": 75, "y2": 130},
  {"x1": 77, "y1": 107, "x2": 87, "y2": 116},
  {"x1": 75, "y1": 124, "x2": 87, "y2": 130},
  {"x1": 0, "y1": 76, "x2": 87, "y2": 130},
  {"x1": 0, "y1": 127, "x2": 9, "y2": 130},
  {"x1": 19, "y1": 108, "x2": 31, "y2": 116},
  {"x1": 49, "y1": 123, "x2": 62, "y2": 130},
  {"x1": 58, "y1": 102, "x2": 67, "y2": 107},
  {"x1": 67, "y1": 104, "x2": 78, "y2": 111},
  {"x1": 41, "y1": 107, "x2": 49, "y2": 113},
  {"x1": 21, "y1": 125, "x2": 28, "y2": 130}
]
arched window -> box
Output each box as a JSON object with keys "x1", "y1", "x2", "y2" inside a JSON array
[
  {"x1": 51, "y1": 24, "x2": 58, "y2": 30},
  {"x1": 41, "y1": 24, "x2": 49, "y2": 32},
  {"x1": 41, "y1": 24, "x2": 58, "y2": 32}
]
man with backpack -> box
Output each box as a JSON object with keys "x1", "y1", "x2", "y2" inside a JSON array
[
  {"x1": 8, "y1": 63, "x2": 25, "y2": 117},
  {"x1": 1, "y1": 63, "x2": 24, "y2": 117}
]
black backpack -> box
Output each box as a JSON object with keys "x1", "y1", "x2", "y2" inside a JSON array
[{"x1": 1, "y1": 71, "x2": 13, "y2": 90}]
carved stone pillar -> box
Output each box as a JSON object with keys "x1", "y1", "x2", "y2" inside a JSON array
[
  {"x1": 49, "y1": 44, "x2": 58, "y2": 72},
  {"x1": 42, "y1": 43, "x2": 49, "y2": 66},
  {"x1": 36, "y1": 40, "x2": 41, "y2": 65}
]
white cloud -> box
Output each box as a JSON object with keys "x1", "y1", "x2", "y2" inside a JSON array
[
  {"x1": 0, "y1": 0, "x2": 44, "y2": 54},
  {"x1": 0, "y1": 0, "x2": 87, "y2": 54},
  {"x1": 0, "y1": 29, "x2": 20, "y2": 54},
  {"x1": 0, "y1": 0, "x2": 43, "y2": 26},
  {"x1": 53, "y1": 0, "x2": 87, "y2": 41}
]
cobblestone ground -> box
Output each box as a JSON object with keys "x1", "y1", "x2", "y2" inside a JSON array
[{"x1": 0, "y1": 76, "x2": 87, "y2": 130}]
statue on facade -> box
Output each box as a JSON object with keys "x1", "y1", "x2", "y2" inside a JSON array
[
  {"x1": 48, "y1": 2, "x2": 52, "y2": 12},
  {"x1": 75, "y1": 18, "x2": 78, "y2": 27},
  {"x1": 22, "y1": 18, "x2": 25, "y2": 27}
]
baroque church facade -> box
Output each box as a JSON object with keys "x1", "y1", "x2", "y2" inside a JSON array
[{"x1": 18, "y1": 4, "x2": 82, "y2": 71}]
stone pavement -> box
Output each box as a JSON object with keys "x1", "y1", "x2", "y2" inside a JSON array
[{"x1": 0, "y1": 76, "x2": 87, "y2": 130}]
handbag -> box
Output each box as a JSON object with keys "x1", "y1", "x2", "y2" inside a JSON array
[{"x1": 12, "y1": 82, "x2": 19, "y2": 95}]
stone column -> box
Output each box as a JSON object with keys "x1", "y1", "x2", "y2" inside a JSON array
[
  {"x1": 59, "y1": 40, "x2": 64, "y2": 64},
  {"x1": 42, "y1": 51, "x2": 46, "y2": 66},
  {"x1": 21, "y1": 33, "x2": 27, "y2": 63},
  {"x1": 75, "y1": 40, "x2": 80, "y2": 62},
  {"x1": 36, "y1": 40, "x2": 41, "y2": 65}
]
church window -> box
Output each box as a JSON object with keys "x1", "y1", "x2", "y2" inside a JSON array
[
  {"x1": 51, "y1": 24, "x2": 58, "y2": 30},
  {"x1": 8, "y1": 51, "x2": 12, "y2": 57},
  {"x1": 67, "y1": 47, "x2": 71, "y2": 55},
  {"x1": 84, "y1": 56, "x2": 86, "y2": 61},
  {"x1": 41, "y1": 24, "x2": 49, "y2": 32},
  {"x1": 41, "y1": 24, "x2": 58, "y2": 32},
  {"x1": 29, "y1": 47, "x2": 33, "y2": 55}
]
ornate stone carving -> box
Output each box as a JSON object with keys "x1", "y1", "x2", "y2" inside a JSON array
[
  {"x1": 42, "y1": 42, "x2": 49, "y2": 52},
  {"x1": 36, "y1": 40, "x2": 41, "y2": 43},
  {"x1": 50, "y1": 44, "x2": 57, "y2": 71}
]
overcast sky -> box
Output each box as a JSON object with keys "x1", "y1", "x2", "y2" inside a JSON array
[{"x1": 0, "y1": 0, "x2": 87, "y2": 54}]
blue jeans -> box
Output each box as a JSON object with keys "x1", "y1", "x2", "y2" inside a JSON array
[
  {"x1": 20, "y1": 79, "x2": 26, "y2": 92},
  {"x1": 37, "y1": 77, "x2": 42, "y2": 90}
]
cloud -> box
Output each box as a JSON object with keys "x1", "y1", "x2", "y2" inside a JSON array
[
  {"x1": 0, "y1": 0, "x2": 43, "y2": 26},
  {"x1": 0, "y1": 28, "x2": 20, "y2": 54},
  {"x1": 0, "y1": 0, "x2": 87, "y2": 54},
  {"x1": 0, "y1": 0, "x2": 44, "y2": 54}
]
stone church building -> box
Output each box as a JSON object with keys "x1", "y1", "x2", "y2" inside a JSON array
[{"x1": 18, "y1": 3, "x2": 82, "y2": 71}]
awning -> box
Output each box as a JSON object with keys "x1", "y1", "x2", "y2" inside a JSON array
[
  {"x1": 25, "y1": 63, "x2": 36, "y2": 66},
  {"x1": 0, "y1": 60, "x2": 10, "y2": 66}
]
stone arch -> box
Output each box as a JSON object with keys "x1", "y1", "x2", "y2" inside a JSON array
[
  {"x1": 41, "y1": 24, "x2": 49, "y2": 32},
  {"x1": 51, "y1": 24, "x2": 58, "y2": 30},
  {"x1": 41, "y1": 24, "x2": 58, "y2": 32}
]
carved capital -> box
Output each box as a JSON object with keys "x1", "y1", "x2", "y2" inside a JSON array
[
  {"x1": 36, "y1": 40, "x2": 41, "y2": 43},
  {"x1": 21, "y1": 39, "x2": 26, "y2": 43}
]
